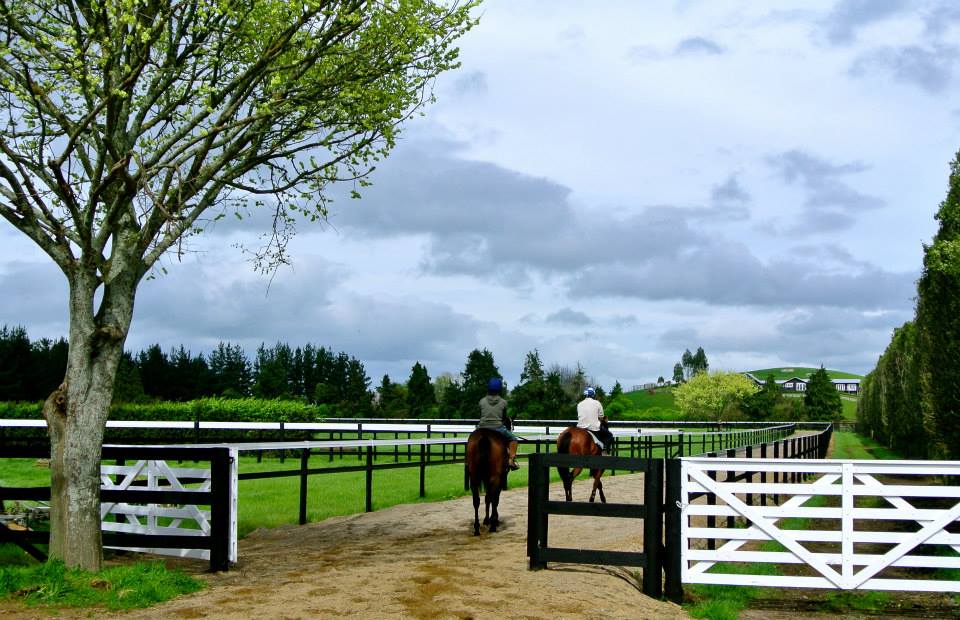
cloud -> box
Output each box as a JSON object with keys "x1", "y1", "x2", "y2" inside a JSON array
[
  {"x1": 328, "y1": 138, "x2": 709, "y2": 277},
  {"x1": 711, "y1": 175, "x2": 751, "y2": 206},
  {"x1": 819, "y1": 0, "x2": 909, "y2": 46},
  {"x1": 924, "y1": 2, "x2": 960, "y2": 38},
  {"x1": 0, "y1": 261, "x2": 69, "y2": 334},
  {"x1": 126, "y1": 258, "x2": 485, "y2": 368},
  {"x1": 675, "y1": 37, "x2": 725, "y2": 56},
  {"x1": 658, "y1": 306, "x2": 913, "y2": 374},
  {"x1": 567, "y1": 242, "x2": 917, "y2": 310},
  {"x1": 766, "y1": 150, "x2": 884, "y2": 232},
  {"x1": 545, "y1": 308, "x2": 593, "y2": 325},
  {"x1": 849, "y1": 44, "x2": 959, "y2": 94},
  {"x1": 452, "y1": 70, "x2": 488, "y2": 96}
]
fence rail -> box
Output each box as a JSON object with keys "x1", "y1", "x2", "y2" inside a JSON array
[{"x1": 676, "y1": 456, "x2": 960, "y2": 593}]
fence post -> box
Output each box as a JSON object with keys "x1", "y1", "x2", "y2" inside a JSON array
[
  {"x1": 365, "y1": 445, "x2": 374, "y2": 512},
  {"x1": 725, "y1": 448, "x2": 736, "y2": 530},
  {"x1": 664, "y1": 458, "x2": 683, "y2": 604},
  {"x1": 209, "y1": 447, "x2": 231, "y2": 572},
  {"x1": 419, "y1": 443, "x2": 426, "y2": 498},
  {"x1": 760, "y1": 443, "x2": 767, "y2": 506},
  {"x1": 299, "y1": 448, "x2": 310, "y2": 525},
  {"x1": 527, "y1": 453, "x2": 548, "y2": 570},
  {"x1": 643, "y1": 458, "x2": 664, "y2": 598}
]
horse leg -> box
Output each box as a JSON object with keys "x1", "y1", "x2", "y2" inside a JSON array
[
  {"x1": 483, "y1": 491, "x2": 491, "y2": 526},
  {"x1": 471, "y1": 481, "x2": 481, "y2": 536},
  {"x1": 588, "y1": 469, "x2": 606, "y2": 503},
  {"x1": 558, "y1": 466, "x2": 572, "y2": 502},
  {"x1": 489, "y1": 484, "x2": 502, "y2": 533}
]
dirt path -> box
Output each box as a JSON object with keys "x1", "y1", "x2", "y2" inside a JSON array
[{"x1": 2, "y1": 472, "x2": 689, "y2": 620}]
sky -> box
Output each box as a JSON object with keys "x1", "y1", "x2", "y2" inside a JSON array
[{"x1": 2, "y1": 0, "x2": 959, "y2": 390}]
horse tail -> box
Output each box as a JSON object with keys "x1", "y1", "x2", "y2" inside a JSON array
[
  {"x1": 477, "y1": 432, "x2": 492, "y2": 493},
  {"x1": 556, "y1": 429, "x2": 573, "y2": 486}
]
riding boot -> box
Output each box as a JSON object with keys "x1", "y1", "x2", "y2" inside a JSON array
[{"x1": 508, "y1": 440, "x2": 519, "y2": 470}]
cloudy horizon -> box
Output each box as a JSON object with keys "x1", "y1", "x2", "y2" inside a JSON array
[{"x1": 3, "y1": 0, "x2": 956, "y2": 390}]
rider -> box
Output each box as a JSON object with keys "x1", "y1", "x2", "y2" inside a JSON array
[
  {"x1": 577, "y1": 386, "x2": 614, "y2": 454},
  {"x1": 477, "y1": 377, "x2": 520, "y2": 470}
]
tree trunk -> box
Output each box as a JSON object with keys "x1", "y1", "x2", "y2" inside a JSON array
[{"x1": 43, "y1": 267, "x2": 136, "y2": 571}]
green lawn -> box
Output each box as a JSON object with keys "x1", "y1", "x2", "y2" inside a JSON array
[
  {"x1": 746, "y1": 367, "x2": 863, "y2": 381},
  {"x1": 618, "y1": 387, "x2": 681, "y2": 420}
]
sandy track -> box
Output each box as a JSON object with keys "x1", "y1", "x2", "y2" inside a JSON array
[{"x1": 103, "y1": 472, "x2": 688, "y2": 620}]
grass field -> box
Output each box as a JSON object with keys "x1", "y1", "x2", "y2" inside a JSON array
[
  {"x1": 746, "y1": 367, "x2": 863, "y2": 381},
  {"x1": 618, "y1": 386, "x2": 681, "y2": 420}
]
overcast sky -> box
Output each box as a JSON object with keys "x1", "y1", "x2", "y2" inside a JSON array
[{"x1": 3, "y1": 0, "x2": 958, "y2": 389}]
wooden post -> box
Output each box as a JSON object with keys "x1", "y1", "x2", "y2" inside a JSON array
[
  {"x1": 643, "y1": 458, "x2": 664, "y2": 598},
  {"x1": 664, "y1": 458, "x2": 683, "y2": 604},
  {"x1": 725, "y1": 448, "x2": 736, "y2": 530},
  {"x1": 365, "y1": 445, "x2": 373, "y2": 512},
  {"x1": 760, "y1": 443, "x2": 767, "y2": 507},
  {"x1": 527, "y1": 453, "x2": 548, "y2": 570},
  {"x1": 419, "y1": 443, "x2": 426, "y2": 498},
  {"x1": 209, "y1": 447, "x2": 231, "y2": 572},
  {"x1": 299, "y1": 448, "x2": 309, "y2": 525}
]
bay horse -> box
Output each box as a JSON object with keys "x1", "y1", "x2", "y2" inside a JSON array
[
  {"x1": 556, "y1": 426, "x2": 607, "y2": 503},
  {"x1": 466, "y1": 428, "x2": 510, "y2": 535}
]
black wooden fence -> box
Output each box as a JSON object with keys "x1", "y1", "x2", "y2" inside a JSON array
[
  {"x1": 0, "y1": 445, "x2": 233, "y2": 571},
  {"x1": 527, "y1": 453, "x2": 664, "y2": 597}
]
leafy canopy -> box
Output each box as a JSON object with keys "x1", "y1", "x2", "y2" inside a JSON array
[
  {"x1": 673, "y1": 370, "x2": 757, "y2": 422},
  {"x1": 0, "y1": 0, "x2": 479, "y2": 278}
]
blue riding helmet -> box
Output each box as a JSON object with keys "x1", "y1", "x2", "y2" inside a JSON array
[
  {"x1": 488, "y1": 377, "x2": 503, "y2": 392},
  {"x1": 583, "y1": 386, "x2": 596, "y2": 398}
]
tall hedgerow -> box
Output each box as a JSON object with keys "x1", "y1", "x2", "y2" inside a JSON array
[{"x1": 916, "y1": 151, "x2": 960, "y2": 459}]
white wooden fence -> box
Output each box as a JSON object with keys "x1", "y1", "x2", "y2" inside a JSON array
[
  {"x1": 100, "y1": 454, "x2": 238, "y2": 563},
  {"x1": 679, "y1": 458, "x2": 960, "y2": 592}
]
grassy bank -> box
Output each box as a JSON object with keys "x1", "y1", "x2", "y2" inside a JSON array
[{"x1": 0, "y1": 560, "x2": 202, "y2": 611}]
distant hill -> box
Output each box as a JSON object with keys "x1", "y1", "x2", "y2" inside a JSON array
[{"x1": 745, "y1": 367, "x2": 863, "y2": 381}]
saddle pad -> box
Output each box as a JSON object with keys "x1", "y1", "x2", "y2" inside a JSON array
[{"x1": 586, "y1": 431, "x2": 604, "y2": 451}]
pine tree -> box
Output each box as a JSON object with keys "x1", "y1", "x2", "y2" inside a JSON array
[
  {"x1": 610, "y1": 381, "x2": 624, "y2": 400},
  {"x1": 692, "y1": 347, "x2": 709, "y2": 375},
  {"x1": 511, "y1": 350, "x2": 546, "y2": 419},
  {"x1": 457, "y1": 349, "x2": 500, "y2": 419},
  {"x1": 804, "y1": 367, "x2": 842, "y2": 421},
  {"x1": 672, "y1": 363, "x2": 684, "y2": 385},
  {"x1": 406, "y1": 362, "x2": 436, "y2": 418}
]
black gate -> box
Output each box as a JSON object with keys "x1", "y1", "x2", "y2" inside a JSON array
[{"x1": 526, "y1": 452, "x2": 664, "y2": 597}]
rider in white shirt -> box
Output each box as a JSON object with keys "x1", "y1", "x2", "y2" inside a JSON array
[{"x1": 576, "y1": 387, "x2": 613, "y2": 453}]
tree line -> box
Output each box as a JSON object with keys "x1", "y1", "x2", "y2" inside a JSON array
[
  {"x1": 858, "y1": 151, "x2": 960, "y2": 460},
  {"x1": 0, "y1": 329, "x2": 613, "y2": 420}
]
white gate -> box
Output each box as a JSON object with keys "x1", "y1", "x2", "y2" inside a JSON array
[
  {"x1": 679, "y1": 457, "x2": 960, "y2": 592},
  {"x1": 100, "y1": 452, "x2": 238, "y2": 563}
]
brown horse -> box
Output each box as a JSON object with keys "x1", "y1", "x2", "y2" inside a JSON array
[
  {"x1": 466, "y1": 428, "x2": 510, "y2": 535},
  {"x1": 556, "y1": 427, "x2": 607, "y2": 503}
]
